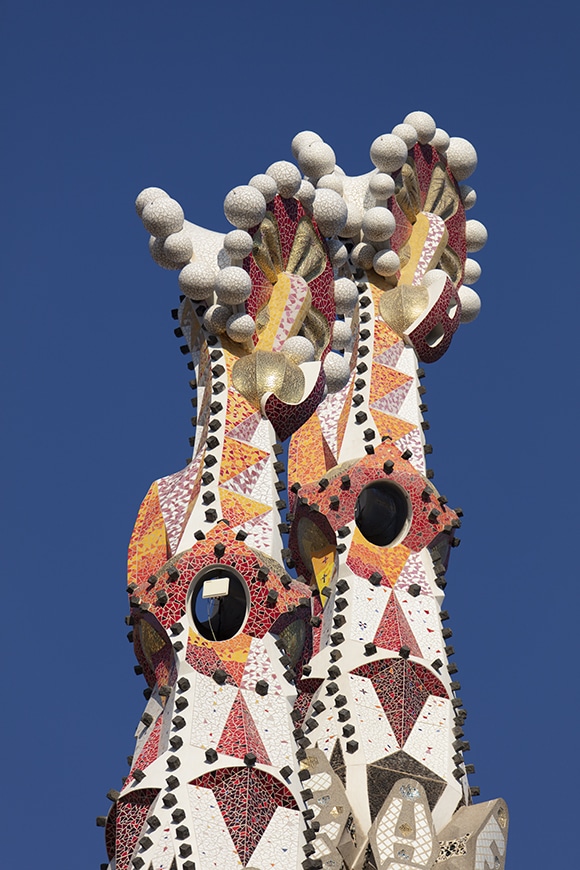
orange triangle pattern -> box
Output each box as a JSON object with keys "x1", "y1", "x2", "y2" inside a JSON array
[
  {"x1": 347, "y1": 529, "x2": 410, "y2": 586},
  {"x1": 218, "y1": 487, "x2": 271, "y2": 528},
  {"x1": 370, "y1": 408, "x2": 417, "y2": 442},
  {"x1": 224, "y1": 384, "x2": 259, "y2": 432},
  {"x1": 288, "y1": 412, "x2": 328, "y2": 484},
  {"x1": 369, "y1": 362, "x2": 412, "y2": 406},
  {"x1": 219, "y1": 437, "x2": 269, "y2": 484},
  {"x1": 216, "y1": 691, "x2": 270, "y2": 764},
  {"x1": 373, "y1": 318, "x2": 402, "y2": 356},
  {"x1": 127, "y1": 481, "x2": 168, "y2": 588}
]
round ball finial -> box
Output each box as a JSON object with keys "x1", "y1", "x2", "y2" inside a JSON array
[
  {"x1": 214, "y1": 266, "x2": 252, "y2": 305},
  {"x1": 362, "y1": 206, "x2": 396, "y2": 242},
  {"x1": 178, "y1": 262, "x2": 217, "y2": 300},
  {"x1": 312, "y1": 189, "x2": 348, "y2": 237},
  {"x1": 135, "y1": 187, "x2": 169, "y2": 217},
  {"x1": 162, "y1": 229, "x2": 193, "y2": 265},
  {"x1": 446, "y1": 137, "x2": 478, "y2": 181},
  {"x1": 465, "y1": 219, "x2": 488, "y2": 252},
  {"x1": 291, "y1": 130, "x2": 322, "y2": 160},
  {"x1": 334, "y1": 277, "x2": 359, "y2": 314},
  {"x1": 331, "y1": 321, "x2": 353, "y2": 351},
  {"x1": 459, "y1": 184, "x2": 477, "y2": 210},
  {"x1": 373, "y1": 249, "x2": 400, "y2": 277},
  {"x1": 298, "y1": 141, "x2": 336, "y2": 180},
  {"x1": 223, "y1": 230, "x2": 254, "y2": 260},
  {"x1": 463, "y1": 258, "x2": 481, "y2": 284},
  {"x1": 226, "y1": 313, "x2": 256, "y2": 343},
  {"x1": 351, "y1": 242, "x2": 376, "y2": 271},
  {"x1": 391, "y1": 123, "x2": 418, "y2": 148},
  {"x1": 266, "y1": 161, "x2": 302, "y2": 198},
  {"x1": 369, "y1": 134, "x2": 408, "y2": 173},
  {"x1": 369, "y1": 173, "x2": 396, "y2": 201},
  {"x1": 458, "y1": 286, "x2": 482, "y2": 323},
  {"x1": 282, "y1": 336, "x2": 316, "y2": 364},
  {"x1": 249, "y1": 174, "x2": 278, "y2": 202},
  {"x1": 324, "y1": 352, "x2": 351, "y2": 393},
  {"x1": 296, "y1": 179, "x2": 316, "y2": 210},
  {"x1": 141, "y1": 197, "x2": 184, "y2": 238},
  {"x1": 203, "y1": 304, "x2": 231, "y2": 334},
  {"x1": 430, "y1": 128, "x2": 450, "y2": 153},
  {"x1": 224, "y1": 185, "x2": 267, "y2": 230},
  {"x1": 403, "y1": 111, "x2": 437, "y2": 144}
]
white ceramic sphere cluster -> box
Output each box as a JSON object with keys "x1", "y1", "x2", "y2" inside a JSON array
[{"x1": 136, "y1": 187, "x2": 194, "y2": 270}]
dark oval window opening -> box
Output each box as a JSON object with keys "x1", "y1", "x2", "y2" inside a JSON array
[
  {"x1": 354, "y1": 481, "x2": 410, "y2": 547},
  {"x1": 189, "y1": 566, "x2": 249, "y2": 641}
]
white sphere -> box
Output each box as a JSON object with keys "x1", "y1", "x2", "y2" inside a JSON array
[
  {"x1": 362, "y1": 206, "x2": 396, "y2": 242},
  {"x1": 465, "y1": 219, "x2": 488, "y2": 252},
  {"x1": 391, "y1": 123, "x2": 418, "y2": 148},
  {"x1": 296, "y1": 179, "x2": 316, "y2": 210},
  {"x1": 215, "y1": 266, "x2": 252, "y2": 304},
  {"x1": 326, "y1": 239, "x2": 348, "y2": 268},
  {"x1": 148, "y1": 236, "x2": 180, "y2": 270},
  {"x1": 369, "y1": 173, "x2": 396, "y2": 200},
  {"x1": 431, "y1": 128, "x2": 450, "y2": 152},
  {"x1": 312, "y1": 189, "x2": 348, "y2": 237},
  {"x1": 403, "y1": 111, "x2": 437, "y2": 144},
  {"x1": 298, "y1": 141, "x2": 336, "y2": 180},
  {"x1": 249, "y1": 173, "x2": 278, "y2": 202},
  {"x1": 223, "y1": 230, "x2": 254, "y2": 260},
  {"x1": 351, "y1": 242, "x2": 376, "y2": 271},
  {"x1": 135, "y1": 187, "x2": 169, "y2": 217},
  {"x1": 373, "y1": 248, "x2": 400, "y2": 277},
  {"x1": 141, "y1": 197, "x2": 184, "y2": 238},
  {"x1": 223, "y1": 185, "x2": 266, "y2": 229},
  {"x1": 282, "y1": 336, "x2": 316, "y2": 363},
  {"x1": 446, "y1": 137, "x2": 478, "y2": 181},
  {"x1": 334, "y1": 277, "x2": 359, "y2": 314},
  {"x1": 291, "y1": 130, "x2": 322, "y2": 160},
  {"x1": 370, "y1": 134, "x2": 408, "y2": 173},
  {"x1": 203, "y1": 304, "x2": 231, "y2": 334},
  {"x1": 162, "y1": 229, "x2": 193, "y2": 265},
  {"x1": 226, "y1": 312, "x2": 256, "y2": 342},
  {"x1": 179, "y1": 262, "x2": 217, "y2": 300},
  {"x1": 317, "y1": 173, "x2": 344, "y2": 195},
  {"x1": 458, "y1": 285, "x2": 481, "y2": 323},
  {"x1": 331, "y1": 320, "x2": 353, "y2": 351},
  {"x1": 266, "y1": 161, "x2": 302, "y2": 198},
  {"x1": 459, "y1": 184, "x2": 477, "y2": 210},
  {"x1": 341, "y1": 205, "x2": 363, "y2": 239},
  {"x1": 324, "y1": 352, "x2": 351, "y2": 392},
  {"x1": 463, "y1": 258, "x2": 481, "y2": 284}
]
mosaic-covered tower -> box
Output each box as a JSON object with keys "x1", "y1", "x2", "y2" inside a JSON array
[{"x1": 99, "y1": 111, "x2": 509, "y2": 870}]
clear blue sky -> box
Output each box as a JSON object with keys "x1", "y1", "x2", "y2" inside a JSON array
[{"x1": 2, "y1": 1, "x2": 578, "y2": 867}]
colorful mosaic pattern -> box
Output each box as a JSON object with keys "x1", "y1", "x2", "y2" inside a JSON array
[{"x1": 106, "y1": 120, "x2": 507, "y2": 870}]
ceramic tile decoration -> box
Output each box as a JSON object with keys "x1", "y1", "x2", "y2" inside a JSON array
[{"x1": 100, "y1": 112, "x2": 508, "y2": 869}]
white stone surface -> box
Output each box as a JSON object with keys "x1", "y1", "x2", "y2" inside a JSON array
[
  {"x1": 333, "y1": 277, "x2": 358, "y2": 313},
  {"x1": 203, "y1": 303, "x2": 231, "y2": 334},
  {"x1": 312, "y1": 188, "x2": 348, "y2": 236},
  {"x1": 223, "y1": 229, "x2": 254, "y2": 259},
  {"x1": 282, "y1": 335, "x2": 315, "y2": 363},
  {"x1": 214, "y1": 265, "x2": 252, "y2": 304},
  {"x1": 404, "y1": 110, "x2": 437, "y2": 144},
  {"x1": 392, "y1": 123, "x2": 418, "y2": 148},
  {"x1": 373, "y1": 248, "x2": 400, "y2": 276},
  {"x1": 331, "y1": 320, "x2": 354, "y2": 350},
  {"x1": 224, "y1": 184, "x2": 267, "y2": 229},
  {"x1": 249, "y1": 173, "x2": 278, "y2": 202},
  {"x1": 291, "y1": 130, "x2": 322, "y2": 160},
  {"x1": 463, "y1": 257, "x2": 481, "y2": 284},
  {"x1": 431, "y1": 128, "x2": 450, "y2": 152},
  {"x1": 266, "y1": 161, "x2": 301, "y2": 198},
  {"x1": 135, "y1": 186, "x2": 169, "y2": 216},
  {"x1": 298, "y1": 140, "x2": 336, "y2": 180},
  {"x1": 226, "y1": 312, "x2": 255, "y2": 342},
  {"x1": 178, "y1": 261, "x2": 217, "y2": 300},
  {"x1": 142, "y1": 197, "x2": 184, "y2": 237},
  {"x1": 465, "y1": 219, "x2": 488, "y2": 252},
  {"x1": 459, "y1": 184, "x2": 477, "y2": 209},
  {"x1": 369, "y1": 172, "x2": 396, "y2": 200},
  {"x1": 362, "y1": 206, "x2": 396, "y2": 242},
  {"x1": 323, "y1": 352, "x2": 351, "y2": 392},
  {"x1": 458, "y1": 285, "x2": 482, "y2": 322}
]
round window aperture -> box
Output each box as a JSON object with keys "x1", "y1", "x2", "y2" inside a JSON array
[
  {"x1": 354, "y1": 481, "x2": 410, "y2": 547},
  {"x1": 188, "y1": 566, "x2": 249, "y2": 641}
]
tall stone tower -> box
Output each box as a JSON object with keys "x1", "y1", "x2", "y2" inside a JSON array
[{"x1": 98, "y1": 111, "x2": 508, "y2": 870}]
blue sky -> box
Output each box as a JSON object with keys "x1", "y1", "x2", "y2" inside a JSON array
[{"x1": 2, "y1": 1, "x2": 578, "y2": 867}]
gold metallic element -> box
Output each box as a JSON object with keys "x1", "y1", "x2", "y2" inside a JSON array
[
  {"x1": 424, "y1": 163, "x2": 459, "y2": 222},
  {"x1": 286, "y1": 217, "x2": 327, "y2": 282},
  {"x1": 139, "y1": 620, "x2": 166, "y2": 669},
  {"x1": 279, "y1": 619, "x2": 306, "y2": 666},
  {"x1": 396, "y1": 159, "x2": 421, "y2": 224},
  {"x1": 398, "y1": 213, "x2": 449, "y2": 286},
  {"x1": 437, "y1": 245, "x2": 462, "y2": 286},
  {"x1": 497, "y1": 806, "x2": 507, "y2": 828},
  {"x1": 253, "y1": 212, "x2": 283, "y2": 284},
  {"x1": 296, "y1": 515, "x2": 337, "y2": 594},
  {"x1": 255, "y1": 272, "x2": 312, "y2": 352},
  {"x1": 231, "y1": 349, "x2": 305, "y2": 408},
  {"x1": 301, "y1": 307, "x2": 331, "y2": 360},
  {"x1": 398, "y1": 823, "x2": 413, "y2": 837},
  {"x1": 379, "y1": 283, "x2": 429, "y2": 336}
]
